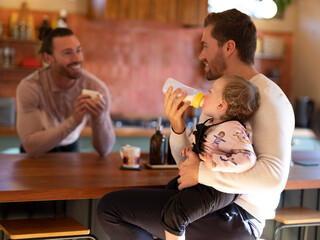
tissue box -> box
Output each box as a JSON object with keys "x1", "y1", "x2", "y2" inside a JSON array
[{"x1": 0, "y1": 98, "x2": 15, "y2": 125}]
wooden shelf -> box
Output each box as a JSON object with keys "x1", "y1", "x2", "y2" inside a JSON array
[
  {"x1": 0, "y1": 38, "x2": 41, "y2": 44},
  {"x1": 255, "y1": 54, "x2": 284, "y2": 60},
  {"x1": 0, "y1": 38, "x2": 42, "y2": 93},
  {"x1": 0, "y1": 66, "x2": 39, "y2": 72},
  {"x1": 254, "y1": 31, "x2": 292, "y2": 96}
]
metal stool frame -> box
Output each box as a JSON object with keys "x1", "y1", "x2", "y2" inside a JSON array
[{"x1": 274, "y1": 221, "x2": 320, "y2": 240}]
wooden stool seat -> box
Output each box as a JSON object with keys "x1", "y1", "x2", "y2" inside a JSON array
[
  {"x1": 273, "y1": 207, "x2": 320, "y2": 240},
  {"x1": 0, "y1": 217, "x2": 98, "y2": 240}
]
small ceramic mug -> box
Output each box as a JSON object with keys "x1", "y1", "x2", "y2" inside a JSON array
[{"x1": 119, "y1": 145, "x2": 141, "y2": 169}]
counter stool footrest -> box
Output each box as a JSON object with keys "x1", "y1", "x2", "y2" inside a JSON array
[
  {"x1": 273, "y1": 207, "x2": 320, "y2": 240},
  {"x1": 0, "y1": 217, "x2": 98, "y2": 240},
  {"x1": 4, "y1": 236, "x2": 98, "y2": 240}
]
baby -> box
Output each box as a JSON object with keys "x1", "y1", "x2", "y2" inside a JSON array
[{"x1": 161, "y1": 75, "x2": 261, "y2": 240}]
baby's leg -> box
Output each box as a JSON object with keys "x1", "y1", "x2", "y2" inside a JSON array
[{"x1": 161, "y1": 184, "x2": 238, "y2": 237}]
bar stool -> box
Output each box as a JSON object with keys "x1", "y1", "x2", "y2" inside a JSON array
[
  {"x1": 273, "y1": 206, "x2": 320, "y2": 240},
  {"x1": 0, "y1": 217, "x2": 98, "y2": 240}
]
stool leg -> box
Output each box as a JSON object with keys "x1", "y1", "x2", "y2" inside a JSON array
[
  {"x1": 302, "y1": 226, "x2": 308, "y2": 240},
  {"x1": 89, "y1": 234, "x2": 99, "y2": 240},
  {"x1": 274, "y1": 223, "x2": 284, "y2": 240}
]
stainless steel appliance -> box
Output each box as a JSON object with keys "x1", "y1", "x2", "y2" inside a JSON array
[{"x1": 294, "y1": 96, "x2": 314, "y2": 128}]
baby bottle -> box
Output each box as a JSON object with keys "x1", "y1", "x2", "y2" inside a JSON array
[{"x1": 162, "y1": 78, "x2": 204, "y2": 108}]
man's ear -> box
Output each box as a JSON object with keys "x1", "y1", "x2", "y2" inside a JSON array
[
  {"x1": 43, "y1": 52, "x2": 52, "y2": 65},
  {"x1": 225, "y1": 40, "x2": 236, "y2": 56}
]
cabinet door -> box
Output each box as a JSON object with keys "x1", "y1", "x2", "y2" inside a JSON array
[
  {"x1": 103, "y1": 0, "x2": 208, "y2": 26},
  {"x1": 254, "y1": 32, "x2": 292, "y2": 97}
]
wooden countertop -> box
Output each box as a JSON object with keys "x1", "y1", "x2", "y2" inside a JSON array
[
  {"x1": 0, "y1": 151, "x2": 320, "y2": 203},
  {"x1": 0, "y1": 152, "x2": 178, "y2": 203},
  {"x1": 287, "y1": 150, "x2": 320, "y2": 190},
  {"x1": 0, "y1": 126, "x2": 170, "y2": 137}
]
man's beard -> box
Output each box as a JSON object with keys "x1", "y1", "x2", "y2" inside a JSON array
[
  {"x1": 204, "y1": 50, "x2": 226, "y2": 81},
  {"x1": 55, "y1": 62, "x2": 82, "y2": 80}
]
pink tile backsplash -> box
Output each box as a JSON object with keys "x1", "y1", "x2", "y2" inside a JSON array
[
  {"x1": 0, "y1": 9, "x2": 206, "y2": 119},
  {"x1": 72, "y1": 18, "x2": 205, "y2": 118}
]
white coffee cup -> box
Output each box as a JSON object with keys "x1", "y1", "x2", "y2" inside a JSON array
[
  {"x1": 119, "y1": 145, "x2": 141, "y2": 169},
  {"x1": 81, "y1": 89, "x2": 102, "y2": 99}
]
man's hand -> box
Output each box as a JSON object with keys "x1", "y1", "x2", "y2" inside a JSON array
[
  {"x1": 83, "y1": 95, "x2": 106, "y2": 119},
  {"x1": 163, "y1": 86, "x2": 190, "y2": 134},
  {"x1": 73, "y1": 95, "x2": 90, "y2": 124},
  {"x1": 73, "y1": 94, "x2": 106, "y2": 124},
  {"x1": 177, "y1": 151, "x2": 200, "y2": 190}
]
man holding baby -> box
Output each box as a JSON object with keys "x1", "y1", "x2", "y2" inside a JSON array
[{"x1": 16, "y1": 28, "x2": 115, "y2": 157}]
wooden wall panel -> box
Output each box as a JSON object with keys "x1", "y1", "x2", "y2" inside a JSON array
[
  {"x1": 197, "y1": 0, "x2": 208, "y2": 25},
  {"x1": 87, "y1": 0, "x2": 106, "y2": 19},
  {"x1": 151, "y1": 0, "x2": 171, "y2": 23},
  {"x1": 104, "y1": 0, "x2": 207, "y2": 26},
  {"x1": 167, "y1": 0, "x2": 179, "y2": 23},
  {"x1": 104, "y1": 0, "x2": 119, "y2": 19},
  {"x1": 178, "y1": 0, "x2": 208, "y2": 26},
  {"x1": 178, "y1": 0, "x2": 198, "y2": 26},
  {"x1": 118, "y1": 0, "x2": 134, "y2": 19},
  {"x1": 136, "y1": 0, "x2": 151, "y2": 21}
]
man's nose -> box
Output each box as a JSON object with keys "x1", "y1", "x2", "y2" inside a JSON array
[
  {"x1": 72, "y1": 52, "x2": 82, "y2": 62},
  {"x1": 198, "y1": 52, "x2": 204, "y2": 61}
]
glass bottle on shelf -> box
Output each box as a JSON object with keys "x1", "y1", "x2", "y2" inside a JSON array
[
  {"x1": 149, "y1": 117, "x2": 166, "y2": 165},
  {"x1": 57, "y1": 9, "x2": 68, "y2": 28},
  {"x1": 38, "y1": 15, "x2": 51, "y2": 40}
]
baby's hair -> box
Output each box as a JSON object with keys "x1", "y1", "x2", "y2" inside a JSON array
[{"x1": 220, "y1": 75, "x2": 260, "y2": 122}]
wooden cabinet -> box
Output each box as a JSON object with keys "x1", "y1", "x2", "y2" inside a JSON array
[
  {"x1": 99, "y1": 0, "x2": 208, "y2": 26},
  {"x1": 254, "y1": 32, "x2": 293, "y2": 96},
  {"x1": 0, "y1": 38, "x2": 41, "y2": 97}
]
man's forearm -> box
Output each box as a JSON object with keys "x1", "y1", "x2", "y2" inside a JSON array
[
  {"x1": 91, "y1": 114, "x2": 115, "y2": 156},
  {"x1": 18, "y1": 117, "x2": 78, "y2": 157}
]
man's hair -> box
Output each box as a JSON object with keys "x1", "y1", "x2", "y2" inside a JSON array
[
  {"x1": 220, "y1": 75, "x2": 260, "y2": 123},
  {"x1": 39, "y1": 28, "x2": 74, "y2": 55},
  {"x1": 204, "y1": 9, "x2": 257, "y2": 65}
]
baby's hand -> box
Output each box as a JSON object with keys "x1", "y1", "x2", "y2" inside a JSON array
[{"x1": 180, "y1": 146, "x2": 193, "y2": 157}]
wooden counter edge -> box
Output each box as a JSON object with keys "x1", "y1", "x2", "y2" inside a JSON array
[
  {"x1": 0, "y1": 186, "x2": 169, "y2": 203},
  {"x1": 0, "y1": 126, "x2": 170, "y2": 137},
  {"x1": 285, "y1": 179, "x2": 320, "y2": 190}
]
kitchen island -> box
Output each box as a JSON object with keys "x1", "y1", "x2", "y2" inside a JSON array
[
  {"x1": 0, "y1": 126, "x2": 318, "y2": 154},
  {"x1": 0, "y1": 151, "x2": 319, "y2": 240},
  {"x1": 0, "y1": 125, "x2": 171, "y2": 153}
]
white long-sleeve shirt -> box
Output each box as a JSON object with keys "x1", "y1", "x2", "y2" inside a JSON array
[{"x1": 170, "y1": 74, "x2": 295, "y2": 223}]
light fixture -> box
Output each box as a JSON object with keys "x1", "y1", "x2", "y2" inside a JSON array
[
  {"x1": 208, "y1": 0, "x2": 278, "y2": 19},
  {"x1": 254, "y1": 0, "x2": 278, "y2": 19}
]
